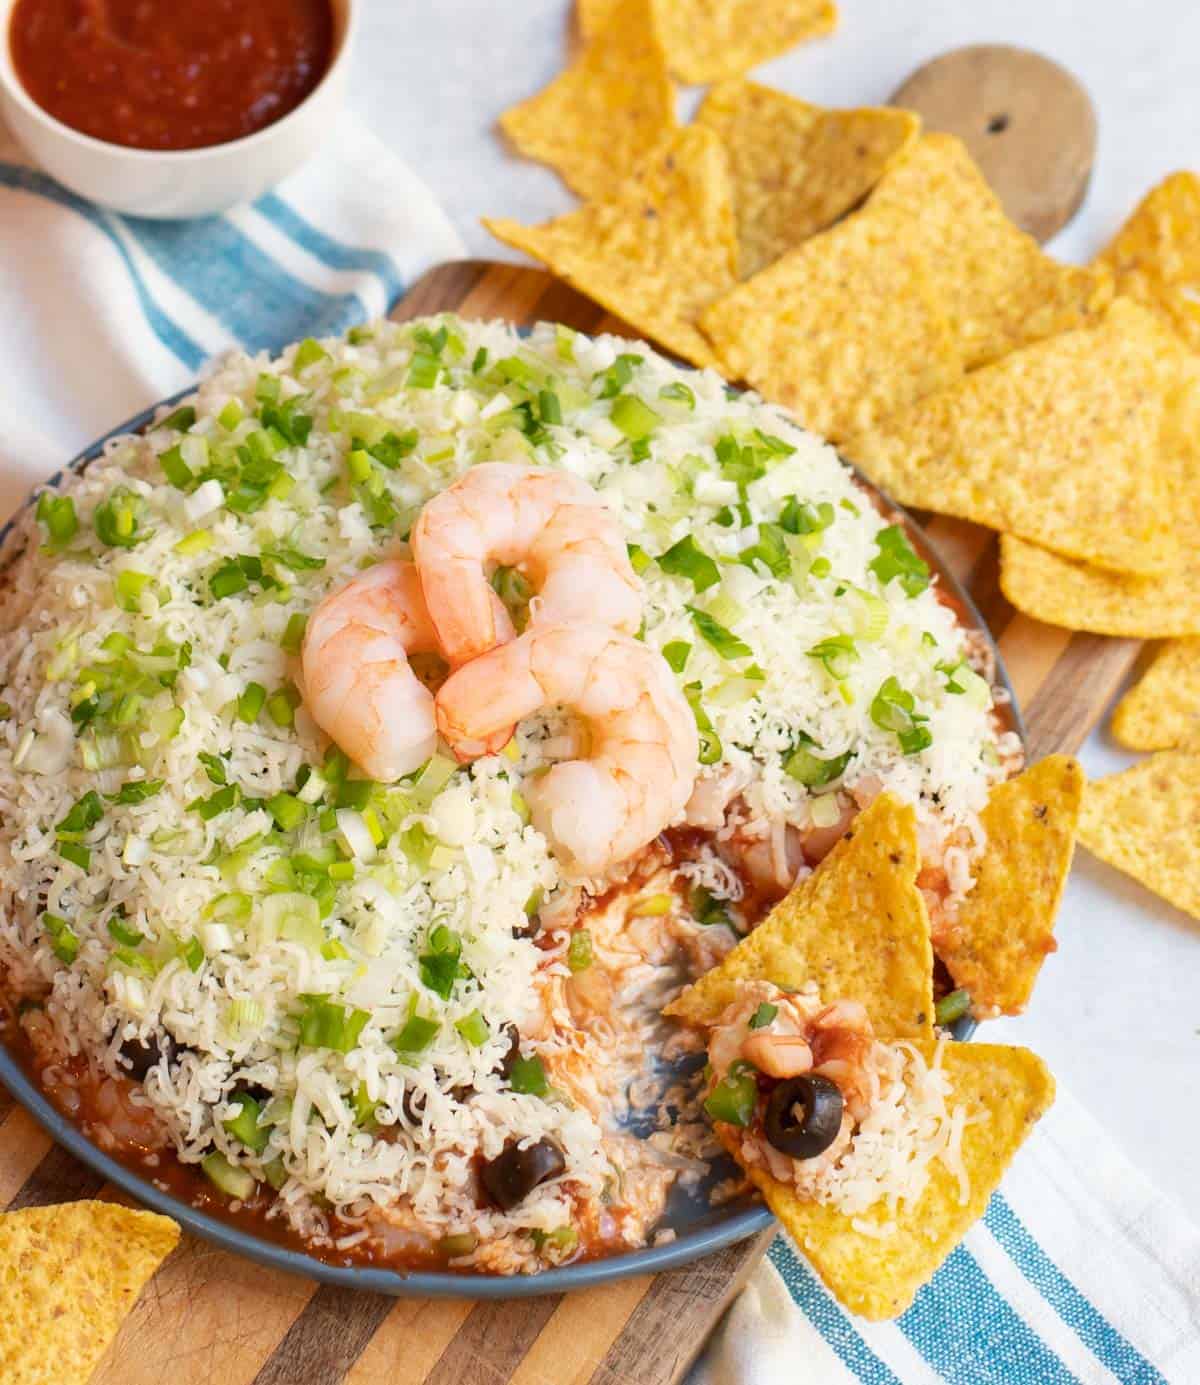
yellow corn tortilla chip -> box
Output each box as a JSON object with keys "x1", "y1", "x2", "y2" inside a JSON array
[
  {"x1": 580, "y1": 0, "x2": 838, "y2": 84},
  {"x1": 999, "y1": 347, "x2": 1200, "y2": 634},
  {"x1": 864, "y1": 135, "x2": 1111, "y2": 369},
  {"x1": 1096, "y1": 171, "x2": 1200, "y2": 353},
  {"x1": 500, "y1": 0, "x2": 675, "y2": 202},
  {"x1": 843, "y1": 298, "x2": 1179, "y2": 577},
  {"x1": 1112, "y1": 640, "x2": 1200, "y2": 751},
  {"x1": 0, "y1": 1200, "x2": 179, "y2": 1383},
  {"x1": 485, "y1": 126, "x2": 738, "y2": 369},
  {"x1": 665, "y1": 794, "x2": 934, "y2": 1038},
  {"x1": 1079, "y1": 749, "x2": 1200, "y2": 920},
  {"x1": 700, "y1": 193, "x2": 963, "y2": 441},
  {"x1": 939, "y1": 757, "x2": 1083, "y2": 1018},
  {"x1": 696, "y1": 80, "x2": 920, "y2": 279},
  {"x1": 723, "y1": 1042, "x2": 1054, "y2": 1319}
]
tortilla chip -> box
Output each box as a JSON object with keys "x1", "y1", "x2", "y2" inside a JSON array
[
  {"x1": 843, "y1": 298, "x2": 1180, "y2": 577},
  {"x1": 0, "y1": 1200, "x2": 179, "y2": 1383},
  {"x1": 500, "y1": 0, "x2": 674, "y2": 201},
  {"x1": 699, "y1": 193, "x2": 963, "y2": 441},
  {"x1": 939, "y1": 757, "x2": 1083, "y2": 1018},
  {"x1": 580, "y1": 0, "x2": 838, "y2": 84},
  {"x1": 665, "y1": 794, "x2": 934, "y2": 1039},
  {"x1": 485, "y1": 126, "x2": 738, "y2": 368},
  {"x1": 864, "y1": 135, "x2": 1111, "y2": 369},
  {"x1": 1079, "y1": 749, "x2": 1200, "y2": 920},
  {"x1": 999, "y1": 347, "x2": 1200, "y2": 634},
  {"x1": 726, "y1": 1042, "x2": 1054, "y2": 1319},
  {"x1": 696, "y1": 81, "x2": 920, "y2": 278},
  {"x1": 1112, "y1": 640, "x2": 1200, "y2": 751},
  {"x1": 1095, "y1": 171, "x2": 1200, "y2": 353}
]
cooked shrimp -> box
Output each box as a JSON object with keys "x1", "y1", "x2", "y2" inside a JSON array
[
  {"x1": 412, "y1": 463, "x2": 642, "y2": 665},
  {"x1": 740, "y1": 1033, "x2": 814, "y2": 1079},
  {"x1": 435, "y1": 623, "x2": 698, "y2": 875},
  {"x1": 301, "y1": 559, "x2": 513, "y2": 781}
]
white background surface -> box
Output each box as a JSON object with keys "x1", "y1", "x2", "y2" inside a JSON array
[{"x1": 348, "y1": 0, "x2": 1200, "y2": 1218}]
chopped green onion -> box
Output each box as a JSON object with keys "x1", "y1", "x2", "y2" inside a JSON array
[
  {"x1": 114, "y1": 570, "x2": 154, "y2": 612},
  {"x1": 266, "y1": 685, "x2": 300, "y2": 728},
  {"x1": 626, "y1": 543, "x2": 652, "y2": 575},
  {"x1": 567, "y1": 929, "x2": 593, "y2": 972},
  {"x1": 407, "y1": 351, "x2": 441, "y2": 389},
  {"x1": 179, "y1": 936, "x2": 205, "y2": 972},
  {"x1": 807, "y1": 634, "x2": 859, "y2": 681},
  {"x1": 749, "y1": 1002, "x2": 778, "y2": 1030},
  {"x1": 690, "y1": 884, "x2": 733, "y2": 930},
  {"x1": 439, "y1": 1232, "x2": 478, "y2": 1258},
  {"x1": 537, "y1": 389, "x2": 563, "y2": 426},
  {"x1": 211, "y1": 562, "x2": 250, "y2": 600},
  {"x1": 393, "y1": 1013, "x2": 439, "y2": 1054},
  {"x1": 158, "y1": 444, "x2": 194, "y2": 490},
  {"x1": 43, "y1": 913, "x2": 79, "y2": 963},
  {"x1": 455, "y1": 1010, "x2": 490, "y2": 1047},
  {"x1": 703, "y1": 1062, "x2": 757, "y2": 1127},
  {"x1": 106, "y1": 778, "x2": 163, "y2": 806},
  {"x1": 174, "y1": 530, "x2": 214, "y2": 556},
  {"x1": 784, "y1": 743, "x2": 852, "y2": 788},
  {"x1": 688, "y1": 606, "x2": 753, "y2": 660},
  {"x1": 659, "y1": 380, "x2": 696, "y2": 409},
  {"x1": 190, "y1": 784, "x2": 240, "y2": 820},
  {"x1": 238, "y1": 682, "x2": 266, "y2": 723},
  {"x1": 94, "y1": 487, "x2": 148, "y2": 549},
  {"x1": 662, "y1": 640, "x2": 691, "y2": 673},
  {"x1": 781, "y1": 498, "x2": 835, "y2": 536},
  {"x1": 159, "y1": 404, "x2": 196, "y2": 432},
  {"x1": 280, "y1": 612, "x2": 308, "y2": 654},
  {"x1": 198, "y1": 752, "x2": 228, "y2": 785},
  {"x1": 610, "y1": 395, "x2": 661, "y2": 441},
  {"x1": 36, "y1": 492, "x2": 78, "y2": 546},
  {"x1": 739, "y1": 523, "x2": 792, "y2": 580},
  {"x1": 596, "y1": 353, "x2": 642, "y2": 399},
  {"x1": 266, "y1": 792, "x2": 307, "y2": 832},
  {"x1": 658, "y1": 536, "x2": 720, "y2": 592},
  {"x1": 202, "y1": 1151, "x2": 257, "y2": 1201},
  {"x1": 57, "y1": 790, "x2": 104, "y2": 837},
  {"x1": 868, "y1": 525, "x2": 930, "y2": 598},
  {"x1": 682, "y1": 682, "x2": 722, "y2": 765},
  {"x1": 224, "y1": 1092, "x2": 269, "y2": 1153},
  {"x1": 293, "y1": 337, "x2": 329, "y2": 372},
  {"x1": 869, "y1": 676, "x2": 932, "y2": 755},
  {"x1": 508, "y1": 1054, "x2": 548, "y2": 1096},
  {"x1": 217, "y1": 399, "x2": 244, "y2": 430},
  {"x1": 106, "y1": 914, "x2": 144, "y2": 947},
  {"x1": 935, "y1": 989, "x2": 971, "y2": 1026},
  {"x1": 298, "y1": 997, "x2": 369, "y2": 1052}
]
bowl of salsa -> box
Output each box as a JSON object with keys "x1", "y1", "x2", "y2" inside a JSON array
[{"x1": 0, "y1": 0, "x2": 356, "y2": 218}]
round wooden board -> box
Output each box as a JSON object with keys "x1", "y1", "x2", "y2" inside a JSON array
[{"x1": 892, "y1": 44, "x2": 1097, "y2": 243}]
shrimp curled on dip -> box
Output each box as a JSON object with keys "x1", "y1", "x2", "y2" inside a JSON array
[
  {"x1": 436, "y1": 622, "x2": 699, "y2": 875},
  {"x1": 301, "y1": 558, "x2": 514, "y2": 781},
  {"x1": 412, "y1": 462, "x2": 643, "y2": 665}
]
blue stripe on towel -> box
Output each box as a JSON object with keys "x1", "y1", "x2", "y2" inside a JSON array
[
  {"x1": 255, "y1": 192, "x2": 404, "y2": 306},
  {"x1": 900, "y1": 1243, "x2": 1081, "y2": 1384},
  {"x1": 121, "y1": 215, "x2": 363, "y2": 354},
  {"x1": 0, "y1": 163, "x2": 206, "y2": 371},
  {"x1": 769, "y1": 1238, "x2": 903, "y2": 1384},
  {"x1": 987, "y1": 1196, "x2": 1167, "y2": 1385}
]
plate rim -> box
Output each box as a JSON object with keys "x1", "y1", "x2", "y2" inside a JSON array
[{"x1": 0, "y1": 375, "x2": 1022, "y2": 1298}]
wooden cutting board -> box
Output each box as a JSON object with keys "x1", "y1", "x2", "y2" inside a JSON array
[{"x1": 0, "y1": 259, "x2": 1142, "y2": 1385}]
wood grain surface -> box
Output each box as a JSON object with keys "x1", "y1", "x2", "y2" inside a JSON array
[{"x1": 0, "y1": 260, "x2": 1141, "y2": 1385}]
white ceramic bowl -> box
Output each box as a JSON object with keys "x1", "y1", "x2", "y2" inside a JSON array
[{"x1": 0, "y1": 0, "x2": 356, "y2": 219}]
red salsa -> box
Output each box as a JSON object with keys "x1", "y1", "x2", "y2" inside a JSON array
[{"x1": 9, "y1": 0, "x2": 334, "y2": 151}]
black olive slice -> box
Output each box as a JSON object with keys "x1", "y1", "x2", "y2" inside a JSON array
[
  {"x1": 116, "y1": 1031, "x2": 174, "y2": 1081},
  {"x1": 764, "y1": 1074, "x2": 843, "y2": 1160},
  {"x1": 481, "y1": 1137, "x2": 566, "y2": 1211},
  {"x1": 495, "y1": 1023, "x2": 521, "y2": 1081}
]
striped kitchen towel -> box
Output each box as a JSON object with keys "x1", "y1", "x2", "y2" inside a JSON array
[
  {"x1": 693, "y1": 1085, "x2": 1200, "y2": 1384},
  {"x1": 0, "y1": 107, "x2": 464, "y2": 511}
]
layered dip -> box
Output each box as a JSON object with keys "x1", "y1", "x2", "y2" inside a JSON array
[{"x1": 0, "y1": 316, "x2": 1019, "y2": 1273}]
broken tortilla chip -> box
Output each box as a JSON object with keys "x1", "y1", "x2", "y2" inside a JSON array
[
  {"x1": 843, "y1": 298, "x2": 1179, "y2": 577},
  {"x1": 485, "y1": 126, "x2": 738, "y2": 368},
  {"x1": 1095, "y1": 171, "x2": 1200, "y2": 354},
  {"x1": 725, "y1": 1042, "x2": 1053, "y2": 1319},
  {"x1": 579, "y1": 0, "x2": 838, "y2": 84},
  {"x1": 500, "y1": 0, "x2": 674, "y2": 202},
  {"x1": 939, "y1": 757, "x2": 1083, "y2": 1017},
  {"x1": 665, "y1": 794, "x2": 934, "y2": 1039},
  {"x1": 0, "y1": 1200, "x2": 179, "y2": 1384},
  {"x1": 999, "y1": 346, "x2": 1200, "y2": 634},
  {"x1": 1078, "y1": 749, "x2": 1200, "y2": 920},
  {"x1": 863, "y1": 134, "x2": 1111, "y2": 368},
  {"x1": 1112, "y1": 640, "x2": 1200, "y2": 751},
  {"x1": 696, "y1": 80, "x2": 920, "y2": 278},
  {"x1": 699, "y1": 191, "x2": 963, "y2": 441}
]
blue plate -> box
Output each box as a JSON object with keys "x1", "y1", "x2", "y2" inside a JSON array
[{"x1": 0, "y1": 385, "x2": 1021, "y2": 1296}]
